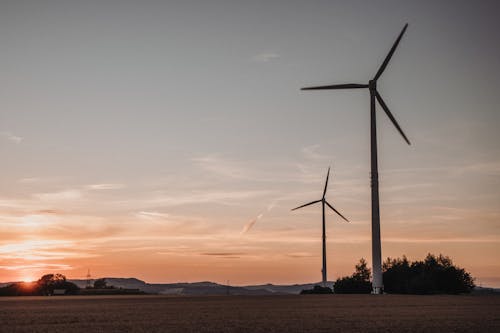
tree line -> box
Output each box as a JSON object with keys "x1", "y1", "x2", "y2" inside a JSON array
[
  {"x1": 334, "y1": 253, "x2": 475, "y2": 294},
  {"x1": 0, "y1": 274, "x2": 79, "y2": 296},
  {"x1": 0, "y1": 274, "x2": 115, "y2": 296}
]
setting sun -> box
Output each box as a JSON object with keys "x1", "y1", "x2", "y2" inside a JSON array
[{"x1": 20, "y1": 275, "x2": 35, "y2": 283}]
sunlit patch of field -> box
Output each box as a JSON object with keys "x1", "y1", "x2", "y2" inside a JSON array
[{"x1": 1, "y1": 294, "x2": 499, "y2": 333}]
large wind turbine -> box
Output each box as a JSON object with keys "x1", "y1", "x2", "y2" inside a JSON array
[
  {"x1": 301, "y1": 24, "x2": 411, "y2": 294},
  {"x1": 291, "y1": 167, "x2": 349, "y2": 287}
]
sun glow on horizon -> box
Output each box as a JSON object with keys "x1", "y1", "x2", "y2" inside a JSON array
[
  {"x1": 21, "y1": 278, "x2": 35, "y2": 283},
  {"x1": 20, "y1": 274, "x2": 36, "y2": 283}
]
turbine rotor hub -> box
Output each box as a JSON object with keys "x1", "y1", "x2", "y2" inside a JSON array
[{"x1": 369, "y1": 80, "x2": 377, "y2": 92}]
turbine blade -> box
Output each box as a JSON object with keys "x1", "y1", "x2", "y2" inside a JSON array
[
  {"x1": 375, "y1": 91, "x2": 411, "y2": 145},
  {"x1": 325, "y1": 201, "x2": 349, "y2": 222},
  {"x1": 291, "y1": 199, "x2": 321, "y2": 211},
  {"x1": 301, "y1": 83, "x2": 368, "y2": 90},
  {"x1": 373, "y1": 23, "x2": 408, "y2": 81},
  {"x1": 322, "y1": 167, "x2": 330, "y2": 199}
]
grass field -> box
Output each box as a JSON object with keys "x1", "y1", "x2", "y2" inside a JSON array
[{"x1": 1, "y1": 294, "x2": 499, "y2": 332}]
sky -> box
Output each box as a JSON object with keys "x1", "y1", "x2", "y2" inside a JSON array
[{"x1": 1, "y1": 0, "x2": 499, "y2": 287}]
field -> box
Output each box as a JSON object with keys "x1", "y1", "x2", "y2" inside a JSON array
[{"x1": 1, "y1": 294, "x2": 499, "y2": 332}]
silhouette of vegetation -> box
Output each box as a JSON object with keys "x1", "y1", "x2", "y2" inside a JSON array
[
  {"x1": 0, "y1": 273, "x2": 79, "y2": 296},
  {"x1": 93, "y1": 278, "x2": 113, "y2": 289},
  {"x1": 300, "y1": 285, "x2": 333, "y2": 294},
  {"x1": 383, "y1": 254, "x2": 475, "y2": 294},
  {"x1": 37, "y1": 273, "x2": 79, "y2": 295},
  {"x1": 334, "y1": 258, "x2": 372, "y2": 294}
]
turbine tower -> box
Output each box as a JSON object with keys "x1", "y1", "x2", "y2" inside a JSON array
[
  {"x1": 292, "y1": 167, "x2": 349, "y2": 287},
  {"x1": 301, "y1": 24, "x2": 411, "y2": 294}
]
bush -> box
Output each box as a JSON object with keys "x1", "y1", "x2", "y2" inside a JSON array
[{"x1": 300, "y1": 285, "x2": 333, "y2": 294}]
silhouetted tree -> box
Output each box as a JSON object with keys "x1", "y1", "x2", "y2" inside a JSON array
[
  {"x1": 37, "y1": 274, "x2": 65, "y2": 295},
  {"x1": 36, "y1": 273, "x2": 79, "y2": 295},
  {"x1": 353, "y1": 258, "x2": 371, "y2": 282},
  {"x1": 383, "y1": 254, "x2": 475, "y2": 294},
  {"x1": 334, "y1": 258, "x2": 372, "y2": 294}
]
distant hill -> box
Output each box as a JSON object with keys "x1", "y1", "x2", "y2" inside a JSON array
[
  {"x1": 4, "y1": 278, "x2": 499, "y2": 295},
  {"x1": 243, "y1": 282, "x2": 335, "y2": 294},
  {"x1": 67, "y1": 278, "x2": 333, "y2": 295}
]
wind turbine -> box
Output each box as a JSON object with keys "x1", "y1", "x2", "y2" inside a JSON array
[
  {"x1": 301, "y1": 24, "x2": 411, "y2": 294},
  {"x1": 291, "y1": 167, "x2": 349, "y2": 287}
]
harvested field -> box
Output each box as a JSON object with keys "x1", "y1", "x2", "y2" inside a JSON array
[{"x1": 1, "y1": 294, "x2": 499, "y2": 332}]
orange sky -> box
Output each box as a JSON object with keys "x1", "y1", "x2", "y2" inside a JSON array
[{"x1": 1, "y1": 183, "x2": 498, "y2": 286}]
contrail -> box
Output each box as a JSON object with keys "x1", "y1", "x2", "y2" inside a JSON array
[
  {"x1": 240, "y1": 214, "x2": 263, "y2": 235},
  {"x1": 240, "y1": 201, "x2": 277, "y2": 235}
]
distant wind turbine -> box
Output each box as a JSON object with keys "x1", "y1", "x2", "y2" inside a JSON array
[
  {"x1": 291, "y1": 167, "x2": 349, "y2": 287},
  {"x1": 301, "y1": 24, "x2": 411, "y2": 294}
]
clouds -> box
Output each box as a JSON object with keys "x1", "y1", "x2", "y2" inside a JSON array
[
  {"x1": 35, "y1": 190, "x2": 82, "y2": 201},
  {"x1": 0, "y1": 263, "x2": 72, "y2": 272},
  {"x1": 135, "y1": 211, "x2": 170, "y2": 220},
  {"x1": 86, "y1": 183, "x2": 125, "y2": 190},
  {"x1": 0, "y1": 240, "x2": 81, "y2": 260},
  {"x1": 200, "y1": 252, "x2": 245, "y2": 259},
  {"x1": 31, "y1": 182, "x2": 126, "y2": 206},
  {"x1": 252, "y1": 52, "x2": 280, "y2": 63},
  {"x1": 0, "y1": 131, "x2": 23, "y2": 144},
  {"x1": 148, "y1": 189, "x2": 273, "y2": 207},
  {"x1": 191, "y1": 149, "x2": 336, "y2": 185},
  {"x1": 192, "y1": 154, "x2": 249, "y2": 179}
]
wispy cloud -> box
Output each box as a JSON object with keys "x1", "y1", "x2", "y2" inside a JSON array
[
  {"x1": 385, "y1": 237, "x2": 500, "y2": 244},
  {"x1": 200, "y1": 252, "x2": 245, "y2": 259},
  {"x1": 86, "y1": 183, "x2": 125, "y2": 190},
  {"x1": 135, "y1": 211, "x2": 170, "y2": 219},
  {"x1": 200, "y1": 252, "x2": 245, "y2": 256},
  {"x1": 192, "y1": 153, "x2": 311, "y2": 184},
  {"x1": 0, "y1": 239, "x2": 98, "y2": 261},
  {"x1": 192, "y1": 154, "x2": 248, "y2": 179},
  {"x1": 300, "y1": 144, "x2": 327, "y2": 161},
  {"x1": 147, "y1": 189, "x2": 273, "y2": 207},
  {"x1": 35, "y1": 190, "x2": 82, "y2": 201},
  {"x1": 0, "y1": 263, "x2": 73, "y2": 271},
  {"x1": 0, "y1": 131, "x2": 23, "y2": 144},
  {"x1": 456, "y1": 161, "x2": 500, "y2": 176},
  {"x1": 34, "y1": 209, "x2": 64, "y2": 215},
  {"x1": 19, "y1": 177, "x2": 43, "y2": 183},
  {"x1": 252, "y1": 52, "x2": 280, "y2": 63},
  {"x1": 286, "y1": 252, "x2": 317, "y2": 258},
  {"x1": 295, "y1": 144, "x2": 336, "y2": 183}
]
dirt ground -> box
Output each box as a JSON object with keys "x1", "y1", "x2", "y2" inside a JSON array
[{"x1": 1, "y1": 294, "x2": 499, "y2": 332}]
